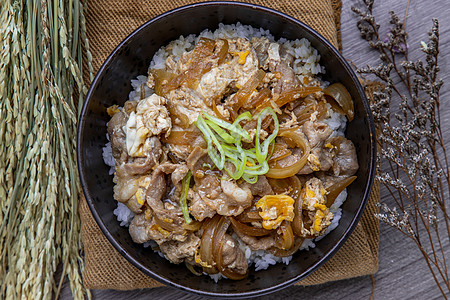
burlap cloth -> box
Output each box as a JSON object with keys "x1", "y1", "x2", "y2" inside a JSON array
[{"x1": 79, "y1": 0, "x2": 380, "y2": 290}]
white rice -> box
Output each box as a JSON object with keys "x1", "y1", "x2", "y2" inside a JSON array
[
  {"x1": 324, "y1": 109, "x2": 347, "y2": 137},
  {"x1": 106, "y1": 23, "x2": 349, "y2": 280},
  {"x1": 128, "y1": 75, "x2": 153, "y2": 101},
  {"x1": 149, "y1": 22, "x2": 322, "y2": 78},
  {"x1": 113, "y1": 202, "x2": 135, "y2": 227},
  {"x1": 102, "y1": 141, "x2": 115, "y2": 175}
]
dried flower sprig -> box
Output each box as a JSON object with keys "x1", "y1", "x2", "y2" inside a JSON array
[
  {"x1": 353, "y1": 0, "x2": 449, "y2": 297},
  {"x1": 0, "y1": 0, "x2": 92, "y2": 299}
]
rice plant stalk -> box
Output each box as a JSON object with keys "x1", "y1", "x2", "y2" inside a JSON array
[{"x1": 0, "y1": 0, "x2": 93, "y2": 298}]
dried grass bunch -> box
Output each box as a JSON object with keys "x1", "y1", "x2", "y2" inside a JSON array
[
  {"x1": 0, "y1": 0, "x2": 92, "y2": 298},
  {"x1": 353, "y1": 0, "x2": 449, "y2": 297}
]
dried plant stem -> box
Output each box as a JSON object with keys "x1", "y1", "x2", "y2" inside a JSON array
[{"x1": 353, "y1": 0, "x2": 449, "y2": 297}]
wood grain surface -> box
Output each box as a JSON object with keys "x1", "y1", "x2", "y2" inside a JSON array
[{"x1": 60, "y1": 0, "x2": 450, "y2": 298}]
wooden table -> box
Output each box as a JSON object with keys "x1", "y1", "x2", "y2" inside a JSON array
[{"x1": 61, "y1": 0, "x2": 449, "y2": 298}]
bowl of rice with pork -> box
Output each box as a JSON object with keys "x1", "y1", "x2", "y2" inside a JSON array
[{"x1": 77, "y1": 2, "x2": 376, "y2": 297}]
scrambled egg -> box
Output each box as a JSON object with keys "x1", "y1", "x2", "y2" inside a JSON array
[
  {"x1": 135, "y1": 188, "x2": 145, "y2": 205},
  {"x1": 196, "y1": 67, "x2": 234, "y2": 100},
  {"x1": 124, "y1": 94, "x2": 171, "y2": 156},
  {"x1": 230, "y1": 50, "x2": 250, "y2": 64},
  {"x1": 256, "y1": 194, "x2": 295, "y2": 230},
  {"x1": 107, "y1": 104, "x2": 120, "y2": 117},
  {"x1": 307, "y1": 153, "x2": 321, "y2": 171},
  {"x1": 301, "y1": 178, "x2": 333, "y2": 236}
]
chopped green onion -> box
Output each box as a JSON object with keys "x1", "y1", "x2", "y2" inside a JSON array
[
  {"x1": 223, "y1": 140, "x2": 247, "y2": 179},
  {"x1": 202, "y1": 111, "x2": 251, "y2": 141},
  {"x1": 180, "y1": 171, "x2": 193, "y2": 224},
  {"x1": 242, "y1": 173, "x2": 258, "y2": 184},
  {"x1": 233, "y1": 111, "x2": 252, "y2": 124},
  {"x1": 205, "y1": 119, "x2": 236, "y2": 143},
  {"x1": 194, "y1": 107, "x2": 279, "y2": 183},
  {"x1": 195, "y1": 116, "x2": 225, "y2": 169},
  {"x1": 244, "y1": 161, "x2": 269, "y2": 175},
  {"x1": 255, "y1": 107, "x2": 279, "y2": 163}
]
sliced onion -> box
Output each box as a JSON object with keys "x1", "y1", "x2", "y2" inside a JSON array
[
  {"x1": 267, "y1": 176, "x2": 302, "y2": 199},
  {"x1": 266, "y1": 130, "x2": 310, "y2": 178},
  {"x1": 213, "y1": 39, "x2": 229, "y2": 65},
  {"x1": 268, "y1": 143, "x2": 292, "y2": 163},
  {"x1": 182, "y1": 220, "x2": 203, "y2": 231},
  {"x1": 228, "y1": 69, "x2": 266, "y2": 118},
  {"x1": 212, "y1": 216, "x2": 231, "y2": 264},
  {"x1": 214, "y1": 221, "x2": 248, "y2": 280},
  {"x1": 219, "y1": 260, "x2": 248, "y2": 280},
  {"x1": 159, "y1": 38, "x2": 216, "y2": 95},
  {"x1": 243, "y1": 87, "x2": 271, "y2": 109},
  {"x1": 212, "y1": 100, "x2": 228, "y2": 121},
  {"x1": 154, "y1": 215, "x2": 181, "y2": 233},
  {"x1": 185, "y1": 262, "x2": 203, "y2": 276},
  {"x1": 275, "y1": 221, "x2": 294, "y2": 250},
  {"x1": 292, "y1": 193, "x2": 304, "y2": 236},
  {"x1": 230, "y1": 217, "x2": 271, "y2": 237},
  {"x1": 323, "y1": 83, "x2": 355, "y2": 121},
  {"x1": 200, "y1": 215, "x2": 220, "y2": 274},
  {"x1": 326, "y1": 176, "x2": 357, "y2": 207},
  {"x1": 166, "y1": 101, "x2": 191, "y2": 128},
  {"x1": 276, "y1": 87, "x2": 322, "y2": 107},
  {"x1": 162, "y1": 130, "x2": 201, "y2": 145},
  {"x1": 268, "y1": 237, "x2": 305, "y2": 257},
  {"x1": 295, "y1": 98, "x2": 327, "y2": 125},
  {"x1": 149, "y1": 69, "x2": 175, "y2": 96},
  {"x1": 236, "y1": 210, "x2": 262, "y2": 223},
  {"x1": 213, "y1": 216, "x2": 248, "y2": 280},
  {"x1": 255, "y1": 86, "x2": 321, "y2": 112}
]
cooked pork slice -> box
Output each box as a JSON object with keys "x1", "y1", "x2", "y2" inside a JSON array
[
  {"x1": 221, "y1": 234, "x2": 248, "y2": 275},
  {"x1": 129, "y1": 213, "x2": 151, "y2": 244},
  {"x1": 314, "y1": 172, "x2": 350, "y2": 190},
  {"x1": 129, "y1": 211, "x2": 189, "y2": 245},
  {"x1": 330, "y1": 137, "x2": 359, "y2": 176},
  {"x1": 159, "y1": 233, "x2": 201, "y2": 264},
  {"x1": 144, "y1": 162, "x2": 186, "y2": 229},
  {"x1": 241, "y1": 175, "x2": 273, "y2": 197},
  {"x1": 171, "y1": 163, "x2": 189, "y2": 187},
  {"x1": 221, "y1": 180, "x2": 253, "y2": 206},
  {"x1": 302, "y1": 121, "x2": 333, "y2": 148},
  {"x1": 251, "y1": 37, "x2": 270, "y2": 69},
  {"x1": 233, "y1": 229, "x2": 275, "y2": 251},
  {"x1": 107, "y1": 109, "x2": 128, "y2": 160},
  {"x1": 122, "y1": 137, "x2": 162, "y2": 175},
  {"x1": 186, "y1": 146, "x2": 208, "y2": 171},
  {"x1": 113, "y1": 170, "x2": 139, "y2": 203},
  {"x1": 298, "y1": 121, "x2": 334, "y2": 174},
  {"x1": 188, "y1": 190, "x2": 216, "y2": 222},
  {"x1": 272, "y1": 62, "x2": 302, "y2": 95},
  {"x1": 145, "y1": 166, "x2": 168, "y2": 213},
  {"x1": 195, "y1": 174, "x2": 253, "y2": 216}
]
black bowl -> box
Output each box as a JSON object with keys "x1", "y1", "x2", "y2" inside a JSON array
[{"x1": 77, "y1": 1, "x2": 376, "y2": 298}]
